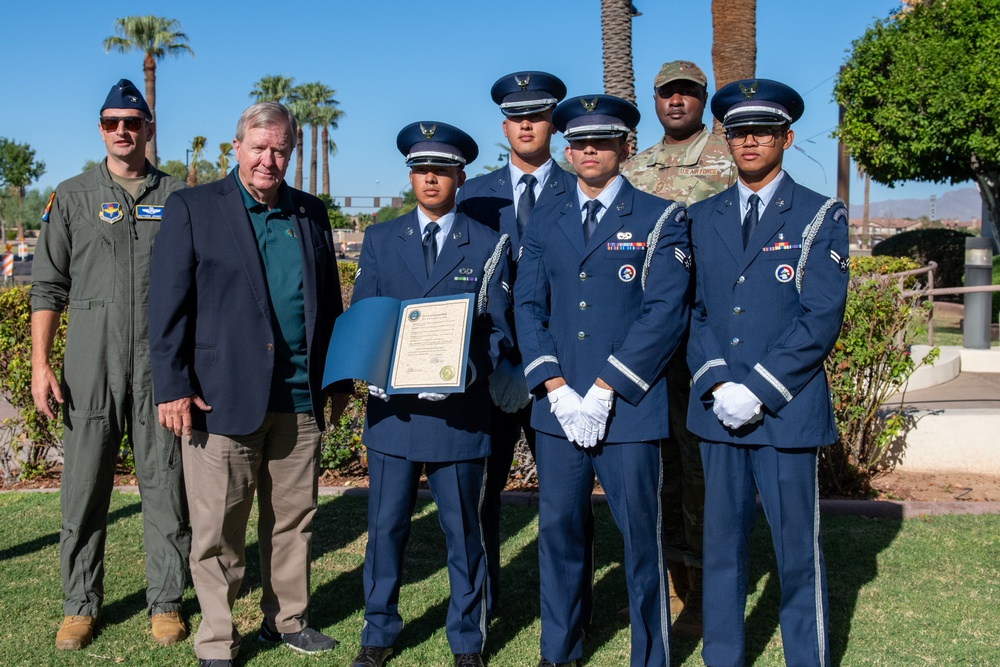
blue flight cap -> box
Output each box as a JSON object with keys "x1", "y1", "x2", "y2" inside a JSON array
[
  {"x1": 553, "y1": 95, "x2": 640, "y2": 140},
  {"x1": 397, "y1": 121, "x2": 478, "y2": 167},
  {"x1": 711, "y1": 78, "x2": 804, "y2": 129},
  {"x1": 100, "y1": 78, "x2": 151, "y2": 119},
  {"x1": 490, "y1": 71, "x2": 567, "y2": 117}
]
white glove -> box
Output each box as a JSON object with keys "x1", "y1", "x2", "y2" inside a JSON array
[
  {"x1": 578, "y1": 384, "x2": 614, "y2": 448},
  {"x1": 418, "y1": 392, "x2": 448, "y2": 401},
  {"x1": 548, "y1": 384, "x2": 583, "y2": 443},
  {"x1": 489, "y1": 359, "x2": 531, "y2": 413},
  {"x1": 368, "y1": 385, "x2": 390, "y2": 402},
  {"x1": 713, "y1": 383, "x2": 763, "y2": 429}
]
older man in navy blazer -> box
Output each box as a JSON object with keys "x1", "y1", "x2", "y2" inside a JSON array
[
  {"x1": 455, "y1": 71, "x2": 581, "y2": 620},
  {"x1": 348, "y1": 122, "x2": 511, "y2": 667},
  {"x1": 149, "y1": 102, "x2": 348, "y2": 667},
  {"x1": 515, "y1": 95, "x2": 691, "y2": 667},
  {"x1": 686, "y1": 80, "x2": 849, "y2": 667}
]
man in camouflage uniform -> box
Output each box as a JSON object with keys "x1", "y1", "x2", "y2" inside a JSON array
[
  {"x1": 620, "y1": 60, "x2": 735, "y2": 638},
  {"x1": 31, "y1": 79, "x2": 190, "y2": 651}
]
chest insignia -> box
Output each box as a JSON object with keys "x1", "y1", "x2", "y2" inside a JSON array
[
  {"x1": 617, "y1": 231, "x2": 632, "y2": 240},
  {"x1": 284, "y1": 228, "x2": 297, "y2": 238},
  {"x1": 762, "y1": 241, "x2": 802, "y2": 252},
  {"x1": 618, "y1": 264, "x2": 637, "y2": 282},
  {"x1": 775, "y1": 264, "x2": 795, "y2": 283},
  {"x1": 606, "y1": 242, "x2": 647, "y2": 251},
  {"x1": 135, "y1": 204, "x2": 164, "y2": 221},
  {"x1": 99, "y1": 202, "x2": 123, "y2": 224}
]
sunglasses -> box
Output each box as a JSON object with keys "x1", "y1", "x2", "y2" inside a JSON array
[{"x1": 100, "y1": 116, "x2": 147, "y2": 132}]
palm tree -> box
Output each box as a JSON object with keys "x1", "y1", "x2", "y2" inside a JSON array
[
  {"x1": 188, "y1": 136, "x2": 206, "y2": 186},
  {"x1": 710, "y1": 0, "x2": 757, "y2": 133},
  {"x1": 218, "y1": 142, "x2": 233, "y2": 178},
  {"x1": 285, "y1": 98, "x2": 310, "y2": 191},
  {"x1": 249, "y1": 74, "x2": 295, "y2": 104},
  {"x1": 601, "y1": 0, "x2": 641, "y2": 154},
  {"x1": 312, "y1": 105, "x2": 343, "y2": 196},
  {"x1": 293, "y1": 82, "x2": 340, "y2": 196},
  {"x1": 103, "y1": 15, "x2": 194, "y2": 167}
]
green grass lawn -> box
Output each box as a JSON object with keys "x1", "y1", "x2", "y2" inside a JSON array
[{"x1": 0, "y1": 492, "x2": 998, "y2": 666}]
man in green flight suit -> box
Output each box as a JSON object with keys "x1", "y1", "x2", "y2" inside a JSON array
[
  {"x1": 620, "y1": 60, "x2": 736, "y2": 639},
  {"x1": 30, "y1": 79, "x2": 190, "y2": 651}
]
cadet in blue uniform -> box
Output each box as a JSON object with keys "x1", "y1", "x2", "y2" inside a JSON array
[
  {"x1": 685, "y1": 80, "x2": 849, "y2": 667},
  {"x1": 455, "y1": 71, "x2": 584, "y2": 620},
  {"x1": 348, "y1": 122, "x2": 512, "y2": 667},
  {"x1": 514, "y1": 95, "x2": 692, "y2": 667}
]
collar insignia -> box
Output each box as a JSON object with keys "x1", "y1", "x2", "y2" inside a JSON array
[
  {"x1": 739, "y1": 81, "x2": 758, "y2": 99},
  {"x1": 775, "y1": 198, "x2": 785, "y2": 207},
  {"x1": 515, "y1": 73, "x2": 530, "y2": 90},
  {"x1": 420, "y1": 123, "x2": 436, "y2": 139},
  {"x1": 581, "y1": 97, "x2": 599, "y2": 112}
]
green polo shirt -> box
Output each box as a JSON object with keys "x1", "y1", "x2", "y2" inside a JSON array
[{"x1": 235, "y1": 170, "x2": 311, "y2": 414}]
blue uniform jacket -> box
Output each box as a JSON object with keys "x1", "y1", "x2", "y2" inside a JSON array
[
  {"x1": 514, "y1": 179, "x2": 692, "y2": 443},
  {"x1": 352, "y1": 209, "x2": 513, "y2": 463},
  {"x1": 149, "y1": 172, "x2": 342, "y2": 435},
  {"x1": 686, "y1": 175, "x2": 849, "y2": 447}
]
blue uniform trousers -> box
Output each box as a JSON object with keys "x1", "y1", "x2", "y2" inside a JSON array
[
  {"x1": 700, "y1": 443, "x2": 830, "y2": 667},
  {"x1": 361, "y1": 449, "x2": 488, "y2": 655},
  {"x1": 536, "y1": 432, "x2": 669, "y2": 666}
]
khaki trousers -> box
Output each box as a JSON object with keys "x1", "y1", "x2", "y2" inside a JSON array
[{"x1": 182, "y1": 412, "x2": 320, "y2": 660}]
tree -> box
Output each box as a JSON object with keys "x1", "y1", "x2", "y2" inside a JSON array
[
  {"x1": 103, "y1": 15, "x2": 194, "y2": 167},
  {"x1": 710, "y1": 0, "x2": 756, "y2": 133},
  {"x1": 293, "y1": 82, "x2": 339, "y2": 195},
  {"x1": 834, "y1": 0, "x2": 1000, "y2": 243},
  {"x1": 0, "y1": 138, "x2": 46, "y2": 240},
  {"x1": 601, "y1": 0, "x2": 639, "y2": 153},
  {"x1": 285, "y1": 99, "x2": 310, "y2": 191},
  {"x1": 187, "y1": 136, "x2": 206, "y2": 186},
  {"x1": 217, "y1": 142, "x2": 233, "y2": 178},
  {"x1": 249, "y1": 74, "x2": 295, "y2": 104},
  {"x1": 313, "y1": 106, "x2": 343, "y2": 196}
]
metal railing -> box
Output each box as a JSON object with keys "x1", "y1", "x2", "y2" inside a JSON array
[{"x1": 895, "y1": 261, "x2": 1000, "y2": 345}]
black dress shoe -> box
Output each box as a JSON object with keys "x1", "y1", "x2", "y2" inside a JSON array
[
  {"x1": 454, "y1": 653, "x2": 485, "y2": 666},
  {"x1": 538, "y1": 660, "x2": 578, "y2": 667},
  {"x1": 198, "y1": 660, "x2": 233, "y2": 667},
  {"x1": 259, "y1": 622, "x2": 337, "y2": 653},
  {"x1": 350, "y1": 645, "x2": 393, "y2": 667}
]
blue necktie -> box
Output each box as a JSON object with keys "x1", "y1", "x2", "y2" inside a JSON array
[
  {"x1": 516, "y1": 173, "x2": 537, "y2": 239},
  {"x1": 743, "y1": 193, "x2": 760, "y2": 249},
  {"x1": 583, "y1": 200, "x2": 602, "y2": 244},
  {"x1": 422, "y1": 221, "x2": 439, "y2": 278}
]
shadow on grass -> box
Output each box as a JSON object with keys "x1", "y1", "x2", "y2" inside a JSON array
[
  {"x1": 0, "y1": 499, "x2": 141, "y2": 563},
  {"x1": 742, "y1": 510, "x2": 902, "y2": 667}
]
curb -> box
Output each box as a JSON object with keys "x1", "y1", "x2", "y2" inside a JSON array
[{"x1": 9, "y1": 485, "x2": 990, "y2": 519}]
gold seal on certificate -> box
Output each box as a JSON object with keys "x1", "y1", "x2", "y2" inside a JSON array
[{"x1": 390, "y1": 297, "x2": 472, "y2": 391}]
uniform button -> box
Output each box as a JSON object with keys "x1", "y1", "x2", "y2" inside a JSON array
[
  {"x1": 737, "y1": 276, "x2": 746, "y2": 284},
  {"x1": 579, "y1": 271, "x2": 588, "y2": 280},
  {"x1": 730, "y1": 337, "x2": 740, "y2": 346},
  {"x1": 579, "y1": 301, "x2": 587, "y2": 310},
  {"x1": 577, "y1": 331, "x2": 586, "y2": 340},
  {"x1": 733, "y1": 306, "x2": 742, "y2": 315},
  {"x1": 266, "y1": 343, "x2": 274, "y2": 351}
]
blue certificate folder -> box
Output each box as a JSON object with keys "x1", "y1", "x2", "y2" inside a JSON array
[{"x1": 322, "y1": 293, "x2": 474, "y2": 394}]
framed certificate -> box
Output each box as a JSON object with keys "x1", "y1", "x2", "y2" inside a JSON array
[{"x1": 322, "y1": 294, "x2": 475, "y2": 394}]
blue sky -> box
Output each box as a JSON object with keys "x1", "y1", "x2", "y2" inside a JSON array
[{"x1": 1, "y1": 0, "x2": 965, "y2": 213}]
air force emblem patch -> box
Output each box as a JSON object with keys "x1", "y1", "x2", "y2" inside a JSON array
[{"x1": 100, "y1": 202, "x2": 123, "y2": 224}]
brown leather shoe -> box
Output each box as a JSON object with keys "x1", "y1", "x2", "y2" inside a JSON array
[
  {"x1": 55, "y1": 615, "x2": 97, "y2": 650},
  {"x1": 151, "y1": 611, "x2": 188, "y2": 645}
]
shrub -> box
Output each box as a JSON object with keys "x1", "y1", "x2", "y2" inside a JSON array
[
  {"x1": 0, "y1": 286, "x2": 66, "y2": 481},
  {"x1": 821, "y1": 256, "x2": 939, "y2": 497},
  {"x1": 872, "y1": 228, "x2": 973, "y2": 289}
]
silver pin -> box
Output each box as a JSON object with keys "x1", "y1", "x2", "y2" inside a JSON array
[
  {"x1": 775, "y1": 198, "x2": 785, "y2": 207},
  {"x1": 406, "y1": 227, "x2": 414, "y2": 235},
  {"x1": 453, "y1": 232, "x2": 462, "y2": 239},
  {"x1": 459, "y1": 267, "x2": 473, "y2": 275},
  {"x1": 498, "y1": 179, "x2": 506, "y2": 186},
  {"x1": 779, "y1": 233, "x2": 785, "y2": 241},
  {"x1": 616, "y1": 203, "x2": 625, "y2": 211},
  {"x1": 725, "y1": 199, "x2": 733, "y2": 207}
]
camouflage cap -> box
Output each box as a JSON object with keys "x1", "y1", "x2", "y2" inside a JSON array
[{"x1": 653, "y1": 61, "x2": 708, "y2": 90}]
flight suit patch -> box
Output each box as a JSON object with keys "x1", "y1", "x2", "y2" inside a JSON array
[{"x1": 99, "y1": 202, "x2": 123, "y2": 224}]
